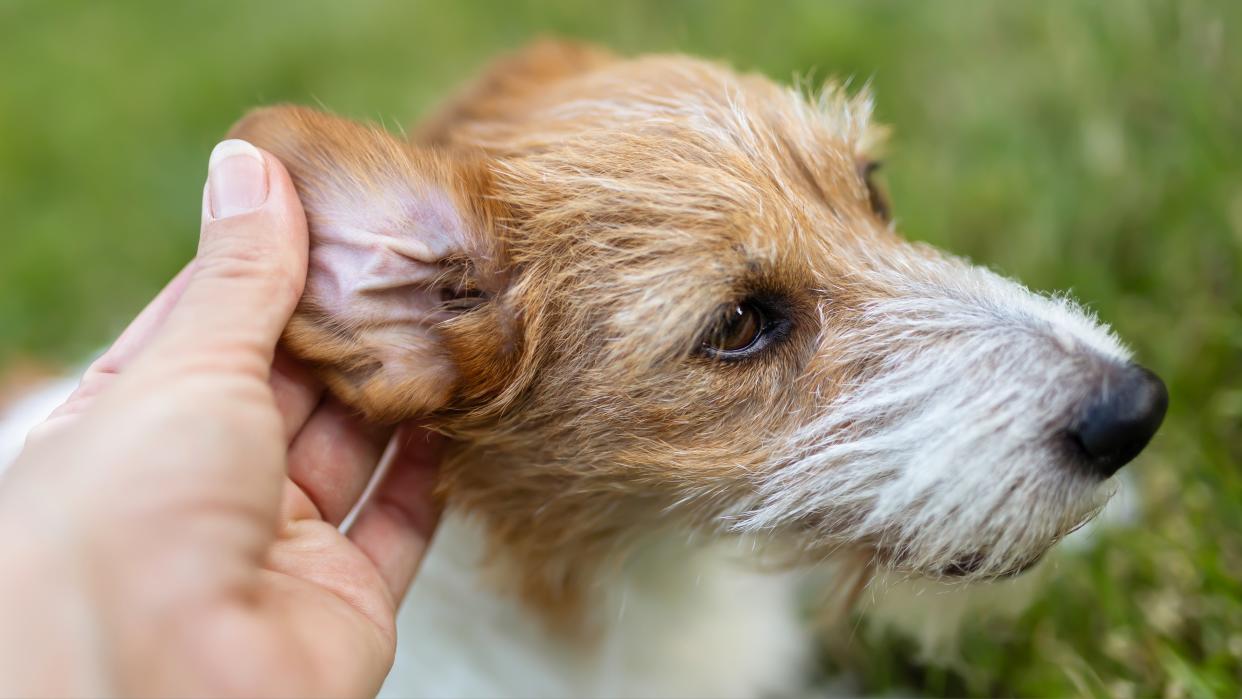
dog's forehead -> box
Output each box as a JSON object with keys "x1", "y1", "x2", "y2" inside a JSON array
[{"x1": 493, "y1": 56, "x2": 893, "y2": 287}]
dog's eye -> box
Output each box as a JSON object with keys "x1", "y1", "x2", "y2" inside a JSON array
[
  {"x1": 860, "y1": 160, "x2": 890, "y2": 220},
  {"x1": 702, "y1": 302, "x2": 767, "y2": 358}
]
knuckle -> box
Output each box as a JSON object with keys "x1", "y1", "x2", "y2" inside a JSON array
[
  {"x1": 196, "y1": 216, "x2": 302, "y2": 301},
  {"x1": 194, "y1": 247, "x2": 296, "y2": 300}
]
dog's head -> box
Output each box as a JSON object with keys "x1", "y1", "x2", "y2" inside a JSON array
[{"x1": 232, "y1": 41, "x2": 1166, "y2": 603}]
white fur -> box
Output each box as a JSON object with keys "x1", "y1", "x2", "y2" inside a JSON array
[
  {"x1": 0, "y1": 249, "x2": 1134, "y2": 697},
  {"x1": 383, "y1": 517, "x2": 809, "y2": 698},
  {"x1": 730, "y1": 249, "x2": 1131, "y2": 579},
  {"x1": 0, "y1": 61, "x2": 1146, "y2": 695}
]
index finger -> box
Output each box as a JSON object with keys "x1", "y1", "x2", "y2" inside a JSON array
[
  {"x1": 48, "y1": 261, "x2": 195, "y2": 421},
  {"x1": 88, "y1": 261, "x2": 197, "y2": 378}
]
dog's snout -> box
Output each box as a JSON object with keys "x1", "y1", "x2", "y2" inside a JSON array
[{"x1": 1068, "y1": 363, "x2": 1168, "y2": 478}]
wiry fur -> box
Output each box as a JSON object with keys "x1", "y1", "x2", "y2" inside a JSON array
[
  {"x1": 0, "y1": 40, "x2": 1152, "y2": 697},
  {"x1": 225, "y1": 40, "x2": 1139, "y2": 627},
  {"x1": 730, "y1": 250, "x2": 1129, "y2": 578}
]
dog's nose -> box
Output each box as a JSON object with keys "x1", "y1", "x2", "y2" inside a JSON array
[{"x1": 1068, "y1": 364, "x2": 1168, "y2": 478}]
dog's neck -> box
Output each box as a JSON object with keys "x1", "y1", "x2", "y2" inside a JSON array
[{"x1": 391, "y1": 512, "x2": 812, "y2": 697}]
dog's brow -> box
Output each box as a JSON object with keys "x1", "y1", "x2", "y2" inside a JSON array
[{"x1": 774, "y1": 131, "x2": 834, "y2": 212}]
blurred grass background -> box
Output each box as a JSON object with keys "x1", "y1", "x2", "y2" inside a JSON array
[{"x1": 0, "y1": 1, "x2": 1238, "y2": 696}]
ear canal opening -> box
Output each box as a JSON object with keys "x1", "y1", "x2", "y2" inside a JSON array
[
  {"x1": 439, "y1": 287, "x2": 489, "y2": 309},
  {"x1": 431, "y1": 254, "x2": 493, "y2": 313}
]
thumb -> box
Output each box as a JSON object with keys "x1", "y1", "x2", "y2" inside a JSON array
[{"x1": 146, "y1": 140, "x2": 309, "y2": 375}]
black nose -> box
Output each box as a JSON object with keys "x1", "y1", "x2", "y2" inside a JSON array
[{"x1": 1068, "y1": 364, "x2": 1168, "y2": 478}]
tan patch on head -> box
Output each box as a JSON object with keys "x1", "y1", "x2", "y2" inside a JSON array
[
  {"x1": 409, "y1": 43, "x2": 897, "y2": 624},
  {"x1": 236, "y1": 40, "x2": 900, "y2": 628},
  {"x1": 416, "y1": 38, "x2": 617, "y2": 147}
]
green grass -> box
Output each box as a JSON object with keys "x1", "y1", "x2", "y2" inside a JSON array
[{"x1": 1, "y1": 2, "x2": 1239, "y2": 696}]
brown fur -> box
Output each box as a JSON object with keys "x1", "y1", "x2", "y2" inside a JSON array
[{"x1": 231, "y1": 40, "x2": 904, "y2": 628}]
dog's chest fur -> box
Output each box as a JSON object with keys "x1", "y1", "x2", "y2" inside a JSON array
[{"x1": 385, "y1": 515, "x2": 809, "y2": 698}]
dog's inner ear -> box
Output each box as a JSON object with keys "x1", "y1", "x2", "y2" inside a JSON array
[{"x1": 230, "y1": 105, "x2": 504, "y2": 422}]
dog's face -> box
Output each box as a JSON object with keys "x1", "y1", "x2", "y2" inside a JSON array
[{"x1": 233, "y1": 42, "x2": 1166, "y2": 602}]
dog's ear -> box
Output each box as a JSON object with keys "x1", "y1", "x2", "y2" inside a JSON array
[{"x1": 230, "y1": 105, "x2": 509, "y2": 422}]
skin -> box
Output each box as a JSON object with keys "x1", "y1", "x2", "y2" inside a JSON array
[{"x1": 0, "y1": 140, "x2": 440, "y2": 698}]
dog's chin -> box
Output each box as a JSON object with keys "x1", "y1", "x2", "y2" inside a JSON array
[
  {"x1": 861, "y1": 544, "x2": 1050, "y2": 582},
  {"x1": 933, "y1": 550, "x2": 1047, "y2": 580},
  {"x1": 780, "y1": 522, "x2": 1059, "y2": 583}
]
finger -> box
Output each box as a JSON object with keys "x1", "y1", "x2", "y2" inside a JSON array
[
  {"x1": 37, "y1": 279, "x2": 318, "y2": 447},
  {"x1": 346, "y1": 426, "x2": 443, "y2": 601},
  {"x1": 270, "y1": 348, "x2": 326, "y2": 442},
  {"x1": 88, "y1": 262, "x2": 196, "y2": 377},
  {"x1": 46, "y1": 263, "x2": 196, "y2": 424},
  {"x1": 286, "y1": 398, "x2": 391, "y2": 525},
  {"x1": 141, "y1": 139, "x2": 308, "y2": 378}
]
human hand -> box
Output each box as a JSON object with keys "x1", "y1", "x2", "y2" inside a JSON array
[{"x1": 0, "y1": 140, "x2": 440, "y2": 698}]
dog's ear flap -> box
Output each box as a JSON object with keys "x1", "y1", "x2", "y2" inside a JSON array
[{"x1": 230, "y1": 105, "x2": 506, "y2": 422}]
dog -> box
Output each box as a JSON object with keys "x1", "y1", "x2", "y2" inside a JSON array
[{"x1": 0, "y1": 40, "x2": 1166, "y2": 697}]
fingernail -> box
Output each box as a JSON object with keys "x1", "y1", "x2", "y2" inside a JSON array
[{"x1": 207, "y1": 139, "x2": 268, "y2": 219}]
